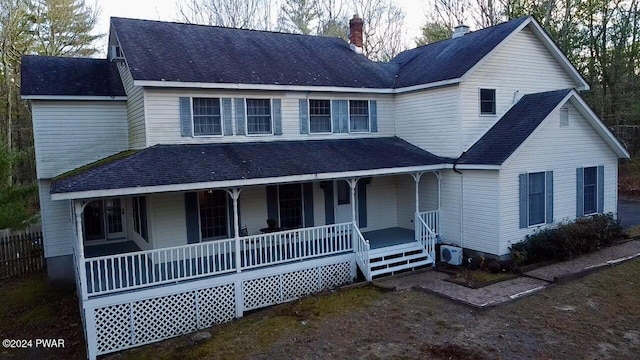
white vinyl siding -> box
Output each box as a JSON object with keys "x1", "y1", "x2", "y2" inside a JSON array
[
  {"x1": 395, "y1": 174, "x2": 438, "y2": 230},
  {"x1": 117, "y1": 62, "x2": 146, "y2": 148},
  {"x1": 143, "y1": 89, "x2": 393, "y2": 146},
  {"x1": 438, "y1": 170, "x2": 462, "y2": 245},
  {"x1": 498, "y1": 102, "x2": 619, "y2": 255},
  {"x1": 360, "y1": 176, "x2": 398, "y2": 232},
  {"x1": 31, "y1": 101, "x2": 128, "y2": 179},
  {"x1": 38, "y1": 180, "x2": 73, "y2": 258},
  {"x1": 460, "y1": 25, "x2": 580, "y2": 151},
  {"x1": 462, "y1": 170, "x2": 500, "y2": 254},
  {"x1": 395, "y1": 85, "x2": 460, "y2": 158},
  {"x1": 149, "y1": 193, "x2": 187, "y2": 249}
]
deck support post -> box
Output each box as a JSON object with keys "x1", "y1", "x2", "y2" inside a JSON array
[
  {"x1": 73, "y1": 200, "x2": 89, "y2": 301},
  {"x1": 226, "y1": 188, "x2": 243, "y2": 273}
]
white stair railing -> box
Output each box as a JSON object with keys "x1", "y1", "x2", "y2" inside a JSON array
[
  {"x1": 352, "y1": 223, "x2": 371, "y2": 281},
  {"x1": 416, "y1": 213, "x2": 437, "y2": 263},
  {"x1": 418, "y1": 210, "x2": 439, "y2": 235}
]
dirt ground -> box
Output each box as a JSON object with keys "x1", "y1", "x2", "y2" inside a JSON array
[{"x1": 116, "y1": 258, "x2": 640, "y2": 360}]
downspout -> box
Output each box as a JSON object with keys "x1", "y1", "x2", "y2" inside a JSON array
[{"x1": 453, "y1": 153, "x2": 465, "y2": 250}]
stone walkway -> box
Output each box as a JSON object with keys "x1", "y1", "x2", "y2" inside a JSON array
[{"x1": 374, "y1": 239, "x2": 640, "y2": 308}]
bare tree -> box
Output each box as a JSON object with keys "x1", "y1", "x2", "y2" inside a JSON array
[
  {"x1": 316, "y1": 0, "x2": 348, "y2": 38},
  {"x1": 277, "y1": 0, "x2": 318, "y2": 34},
  {"x1": 177, "y1": 0, "x2": 273, "y2": 30},
  {"x1": 350, "y1": 0, "x2": 406, "y2": 61},
  {"x1": 473, "y1": 0, "x2": 504, "y2": 27}
]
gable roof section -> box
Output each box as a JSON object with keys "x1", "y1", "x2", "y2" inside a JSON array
[
  {"x1": 51, "y1": 137, "x2": 446, "y2": 199},
  {"x1": 390, "y1": 17, "x2": 528, "y2": 88},
  {"x1": 21, "y1": 56, "x2": 126, "y2": 98},
  {"x1": 457, "y1": 89, "x2": 629, "y2": 165},
  {"x1": 110, "y1": 17, "x2": 397, "y2": 89}
]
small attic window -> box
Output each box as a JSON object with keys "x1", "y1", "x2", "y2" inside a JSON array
[
  {"x1": 560, "y1": 107, "x2": 569, "y2": 127},
  {"x1": 479, "y1": 88, "x2": 496, "y2": 115}
]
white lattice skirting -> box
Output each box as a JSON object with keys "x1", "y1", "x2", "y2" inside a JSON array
[{"x1": 85, "y1": 255, "x2": 355, "y2": 357}]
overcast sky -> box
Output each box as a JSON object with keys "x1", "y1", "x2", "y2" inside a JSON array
[{"x1": 93, "y1": 0, "x2": 428, "y2": 52}]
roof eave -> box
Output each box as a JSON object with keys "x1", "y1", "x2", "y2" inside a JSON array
[
  {"x1": 22, "y1": 95, "x2": 127, "y2": 101},
  {"x1": 50, "y1": 164, "x2": 450, "y2": 200}
]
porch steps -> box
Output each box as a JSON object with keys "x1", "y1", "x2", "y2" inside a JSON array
[{"x1": 368, "y1": 242, "x2": 433, "y2": 278}]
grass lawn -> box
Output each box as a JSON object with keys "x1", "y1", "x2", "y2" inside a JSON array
[
  {"x1": 115, "y1": 259, "x2": 640, "y2": 360},
  {"x1": 0, "y1": 273, "x2": 84, "y2": 359}
]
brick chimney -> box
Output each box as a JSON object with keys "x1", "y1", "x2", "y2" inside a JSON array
[{"x1": 349, "y1": 14, "x2": 364, "y2": 54}]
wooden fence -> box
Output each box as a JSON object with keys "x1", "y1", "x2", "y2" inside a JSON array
[{"x1": 0, "y1": 232, "x2": 45, "y2": 278}]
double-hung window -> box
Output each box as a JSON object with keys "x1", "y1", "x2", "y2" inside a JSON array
[
  {"x1": 349, "y1": 100, "x2": 369, "y2": 132},
  {"x1": 192, "y1": 98, "x2": 222, "y2": 136},
  {"x1": 528, "y1": 172, "x2": 546, "y2": 226},
  {"x1": 132, "y1": 196, "x2": 148, "y2": 242},
  {"x1": 279, "y1": 184, "x2": 303, "y2": 229},
  {"x1": 198, "y1": 191, "x2": 228, "y2": 240},
  {"x1": 246, "y1": 99, "x2": 272, "y2": 134},
  {"x1": 309, "y1": 99, "x2": 332, "y2": 133},
  {"x1": 583, "y1": 167, "x2": 597, "y2": 215},
  {"x1": 480, "y1": 88, "x2": 496, "y2": 115}
]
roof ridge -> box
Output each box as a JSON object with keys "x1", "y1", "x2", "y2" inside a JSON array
[{"x1": 110, "y1": 16, "x2": 346, "y2": 41}]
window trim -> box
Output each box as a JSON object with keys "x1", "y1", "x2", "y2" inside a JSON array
[
  {"x1": 582, "y1": 166, "x2": 599, "y2": 216},
  {"x1": 277, "y1": 183, "x2": 305, "y2": 229},
  {"x1": 527, "y1": 171, "x2": 547, "y2": 228},
  {"x1": 197, "y1": 190, "x2": 231, "y2": 242},
  {"x1": 478, "y1": 88, "x2": 497, "y2": 116},
  {"x1": 191, "y1": 97, "x2": 224, "y2": 138},
  {"x1": 348, "y1": 99, "x2": 371, "y2": 134},
  {"x1": 308, "y1": 98, "x2": 333, "y2": 134},
  {"x1": 245, "y1": 98, "x2": 274, "y2": 136}
]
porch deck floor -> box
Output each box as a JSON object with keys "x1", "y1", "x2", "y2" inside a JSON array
[
  {"x1": 85, "y1": 241, "x2": 141, "y2": 258},
  {"x1": 362, "y1": 227, "x2": 415, "y2": 249}
]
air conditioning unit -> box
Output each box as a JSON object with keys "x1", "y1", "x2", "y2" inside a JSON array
[{"x1": 440, "y1": 245, "x2": 463, "y2": 266}]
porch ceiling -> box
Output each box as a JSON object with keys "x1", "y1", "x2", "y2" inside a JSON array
[{"x1": 51, "y1": 137, "x2": 447, "y2": 199}]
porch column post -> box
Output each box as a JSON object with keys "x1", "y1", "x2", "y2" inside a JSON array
[
  {"x1": 226, "y1": 188, "x2": 243, "y2": 273},
  {"x1": 347, "y1": 178, "x2": 359, "y2": 226},
  {"x1": 73, "y1": 200, "x2": 88, "y2": 301},
  {"x1": 435, "y1": 171, "x2": 442, "y2": 210},
  {"x1": 411, "y1": 172, "x2": 424, "y2": 215}
]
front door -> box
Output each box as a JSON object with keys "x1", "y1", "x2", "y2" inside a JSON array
[
  {"x1": 84, "y1": 200, "x2": 105, "y2": 241},
  {"x1": 334, "y1": 180, "x2": 353, "y2": 223}
]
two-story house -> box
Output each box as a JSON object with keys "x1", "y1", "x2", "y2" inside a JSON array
[{"x1": 21, "y1": 15, "x2": 629, "y2": 359}]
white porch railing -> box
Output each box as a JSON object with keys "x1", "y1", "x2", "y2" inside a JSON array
[
  {"x1": 81, "y1": 223, "x2": 353, "y2": 297},
  {"x1": 418, "y1": 210, "x2": 439, "y2": 235},
  {"x1": 416, "y1": 213, "x2": 437, "y2": 261},
  {"x1": 239, "y1": 222, "x2": 353, "y2": 270},
  {"x1": 353, "y1": 224, "x2": 371, "y2": 281}
]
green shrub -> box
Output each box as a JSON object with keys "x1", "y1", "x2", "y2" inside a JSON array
[{"x1": 509, "y1": 214, "x2": 626, "y2": 264}]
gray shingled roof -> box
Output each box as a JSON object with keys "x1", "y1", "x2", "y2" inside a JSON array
[
  {"x1": 21, "y1": 56, "x2": 125, "y2": 97},
  {"x1": 110, "y1": 16, "x2": 529, "y2": 89},
  {"x1": 390, "y1": 17, "x2": 529, "y2": 88},
  {"x1": 110, "y1": 17, "x2": 398, "y2": 88},
  {"x1": 457, "y1": 89, "x2": 572, "y2": 165},
  {"x1": 51, "y1": 137, "x2": 445, "y2": 194}
]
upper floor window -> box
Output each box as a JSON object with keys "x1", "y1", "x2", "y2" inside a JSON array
[
  {"x1": 583, "y1": 167, "x2": 597, "y2": 215},
  {"x1": 480, "y1": 88, "x2": 496, "y2": 115},
  {"x1": 349, "y1": 100, "x2": 369, "y2": 132},
  {"x1": 309, "y1": 99, "x2": 332, "y2": 133},
  {"x1": 246, "y1": 99, "x2": 272, "y2": 135},
  {"x1": 192, "y1": 98, "x2": 222, "y2": 136}
]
